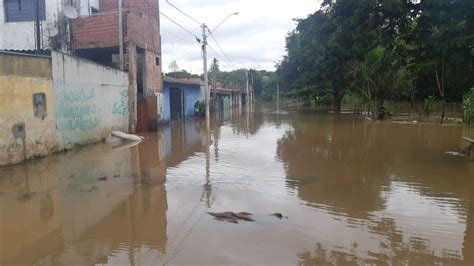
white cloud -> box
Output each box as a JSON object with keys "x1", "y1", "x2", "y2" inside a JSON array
[{"x1": 159, "y1": 0, "x2": 320, "y2": 73}]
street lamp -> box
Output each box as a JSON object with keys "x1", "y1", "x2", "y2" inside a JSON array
[
  {"x1": 247, "y1": 65, "x2": 260, "y2": 104},
  {"x1": 209, "y1": 12, "x2": 240, "y2": 35},
  {"x1": 202, "y1": 12, "x2": 239, "y2": 126}
]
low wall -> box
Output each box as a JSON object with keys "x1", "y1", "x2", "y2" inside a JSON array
[
  {"x1": 0, "y1": 52, "x2": 57, "y2": 166},
  {"x1": 0, "y1": 51, "x2": 130, "y2": 166},
  {"x1": 52, "y1": 52, "x2": 129, "y2": 149}
]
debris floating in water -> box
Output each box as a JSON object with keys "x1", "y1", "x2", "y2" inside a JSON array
[
  {"x1": 272, "y1": 213, "x2": 283, "y2": 219},
  {"x1": 271, "y1": 213, "x2": 288, "y2": 219},
  {"x1": 208, "y1": 211, "x2": 289, "y2": 223},
  {"x1": 208, "y1": 212, "x2": 255, "y2": 223},
  {"x1": 445, "y1": 151, "x2": 467, "y2": 157},
  {"x1": 111, "y1": 131, "x2": 144, "y2": 142}
]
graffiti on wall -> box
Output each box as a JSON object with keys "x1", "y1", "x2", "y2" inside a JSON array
[
  {"x1": 112, "y1": 90, "x2": 128, "y2": 116},
  {"x1": 56, "y1": 88, "x2": 99, "y2": 132}
]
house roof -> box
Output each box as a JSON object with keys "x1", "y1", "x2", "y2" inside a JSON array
[{"x1": 163, "y1": 76, "x2": 203, "y2": 86}]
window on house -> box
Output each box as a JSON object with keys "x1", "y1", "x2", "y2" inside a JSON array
[
  {"x1": 4, "y1": 0, "x2": 46, "y2": 22},
  {"x1": 156, "y1": 56, "x2": 160, "y2": 66}
]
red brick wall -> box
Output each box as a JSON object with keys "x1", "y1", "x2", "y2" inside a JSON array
[
  {"x1": 72, "y1": 12, "x2": 119, "y2": 49},
  {"x1": 100, "y1": 0, "x2": 117, "y2": 12},
  {"x1": 100, "y1": 0, "x2": 159, "y2": 18},
  {"x1": 127, "y1": 12, "x2": 160, "y2": 52},
  {"x1": 124, "y1": 0, "x2": 159, "y2": 19},
  {"x1": 77, "y1": 0, "x2": 161, "y2": 52},
  {"x1": 144, "y1": 50, "x2": 162, "y2": 93}
]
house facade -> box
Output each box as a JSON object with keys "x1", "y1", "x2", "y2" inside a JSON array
[
  {"x1": 0, "y1": 0, "x2": 163, "y2": 133},
  {"x1": 71, "y1": 0, "x2": 162, "y2": 132},
  {"x1": 162, "y1": 76, "x2": 203, "y2": 124}
]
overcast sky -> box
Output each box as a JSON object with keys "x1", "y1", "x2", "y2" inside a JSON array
[{"x1": 159, "y1": 0, "x2": 320, "y2": 74}]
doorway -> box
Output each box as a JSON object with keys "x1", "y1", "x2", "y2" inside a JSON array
[{"x1": 169, "y1": 87, "x2": 184, "y2": 121}]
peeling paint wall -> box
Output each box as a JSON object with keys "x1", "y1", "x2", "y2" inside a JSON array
[
  {"x1": 52, "y1": 52, "x2": 129, "y2": 149},
  {"x1": 0, "y1": 52, "x2": 57, "y2": 166},
  {"x1": 0, "y1": 51, "x2": 130, "y2": 166}
]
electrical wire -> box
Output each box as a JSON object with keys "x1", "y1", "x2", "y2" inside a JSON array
[
  {"x1": 207, "y1": 30, "x2": 238, "y2": 70},
  {"x1": 161, "y1": 21, "x2": 199, "y2": 44},
  {"x1": 165, "y1": 0, "x2": 202, "y2": 26},
  {"x1": 207, "y1": 44, "x2": 235, "y2": 72},
  {"x1": 160, "y1": 11, "x2": 201, "y2": 42}
]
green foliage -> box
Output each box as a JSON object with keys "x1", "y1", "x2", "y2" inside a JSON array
[
  {"x1": 212, "y1": 68, "x2": 276, "y2": 101},
  {"x1": 377, "y1": 102, "x2": 390, "y2": 120},
  {"x1": 277, "y1": 0, "x2": 474, "y2": 118},
  {"x1": 462, "y1": 88, "x2": 474, "y2": 125},
  {"x1": 343, "y1": 93, "x2": 364, "y2": 106},
  {"x1": 423, "y1": 96, "x2": 436, "y2": 117},
  {"x1": 166, "y1": 70, "x2": 200, "y2": 79}
]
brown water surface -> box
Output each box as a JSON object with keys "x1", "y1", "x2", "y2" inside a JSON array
[{"x1": 0, "y1": 104, "x2": 473, "y2": 265}]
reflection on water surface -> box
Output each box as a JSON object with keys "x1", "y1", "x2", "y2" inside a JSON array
[{"x1": 0, "y1": 104, "x2": 473, "y2": 265}]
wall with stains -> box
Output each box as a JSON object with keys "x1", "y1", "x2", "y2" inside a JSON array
[
  {"x1": 0, "y1": 52, "x2": 57, "y2": 166},
  {"x1": 52, "y1": 52, "x2": 129, "y2": 149},
  {"x1": 0, "y1": 51, "x2": 130, "y2": 166}
]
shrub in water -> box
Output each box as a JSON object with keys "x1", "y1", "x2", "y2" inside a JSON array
[
  {"x1": 423, "y1": 96, "x2": 436, "y2": 117},
  {"x1": 462, "y1": 88, "x2": 474, "y2": 125}
]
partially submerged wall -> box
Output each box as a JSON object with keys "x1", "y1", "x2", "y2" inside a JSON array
[
  {"x1": 0, "y1": 52, "x2": 57, "y2": 166},
  {"x1": 52, "y1": 52, "x2": 129, "y2": 149},
  {"x1": 0, "y1": 52, "x2": 130, "y2": 166}
]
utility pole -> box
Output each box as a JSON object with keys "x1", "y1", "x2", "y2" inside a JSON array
[
  {"x1": 251, "y1": 73, "x2": 254, "y2": 104},
  {"x1": 34, "y1": 0, "x2": 41, "y2": 53},
  {"x1": 277, "y1": 83, "x2": 280, "y2": 111},
  {"x1": 163, "y1": 1, "x2": 237, "y2": 126},
  {"x1": 246, "y1": 70, "x2": 249, "y2": 105},
  {"x1": 118, "y1": 0, "x2": 124, "y2": 71},
  {"x1": 202, "y1": 24, "x2": 210, "y2": 126}
]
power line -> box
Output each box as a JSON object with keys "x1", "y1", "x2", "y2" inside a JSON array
[
  {"x1": 207, "y1": 44, "x2": 236, "y2": 72},
  {"x1": 161, "y1": 28, "x2": 195, "y2": 45},
  {"x1": 165, "y1": 0, "x2": 202, "y2": 26},
  {"x1": 207, "y1": 30, "x2": 238, "y2": 70},
  {"x1": 160, "y1": 12, "x2": 201, "y2": 42},
  {"x1": 161, "y1": 21, "x2": 200, "y2": 44},
  {"x1": 163, "y1": 13, "x2": 200, "y2": 28}
]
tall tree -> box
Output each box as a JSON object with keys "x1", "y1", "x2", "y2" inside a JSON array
[{"x1": 168, "y1": 60, "x2": 179, "y2": 73}]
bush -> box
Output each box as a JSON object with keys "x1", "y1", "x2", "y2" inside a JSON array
[
  {"x1": 423, "y1": 96, "x2": 436, "y2": 117},
  {"x1": 343, "y1": 93, "x2": 364, "y2": 105},
  {"x1": 377, "y1": 101, "x2": 390, "y2": 120},
  {"x1": 462, "y1": 88, "x2": 474, "y2": 125}
]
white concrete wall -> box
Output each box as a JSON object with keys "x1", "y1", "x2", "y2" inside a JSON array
[
  {"x1": 0, "y1": 0, "x2": 62, "y2": 50},
  {"x1": 52, "y1": 52, "x2": 129, "y2": 149}
]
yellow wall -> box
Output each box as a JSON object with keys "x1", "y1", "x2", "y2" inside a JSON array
[{"x1": 0, "y1": 53, "x2": 57, "y2": 166}]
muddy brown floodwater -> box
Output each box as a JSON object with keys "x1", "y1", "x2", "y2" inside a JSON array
[{"x1": 1, "y1": 104, "x2": 473, "y2": 265}]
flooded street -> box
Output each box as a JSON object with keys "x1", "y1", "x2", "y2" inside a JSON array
[{"x1": 1, "y1": 104, "x2": 473, "y2": 265}]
